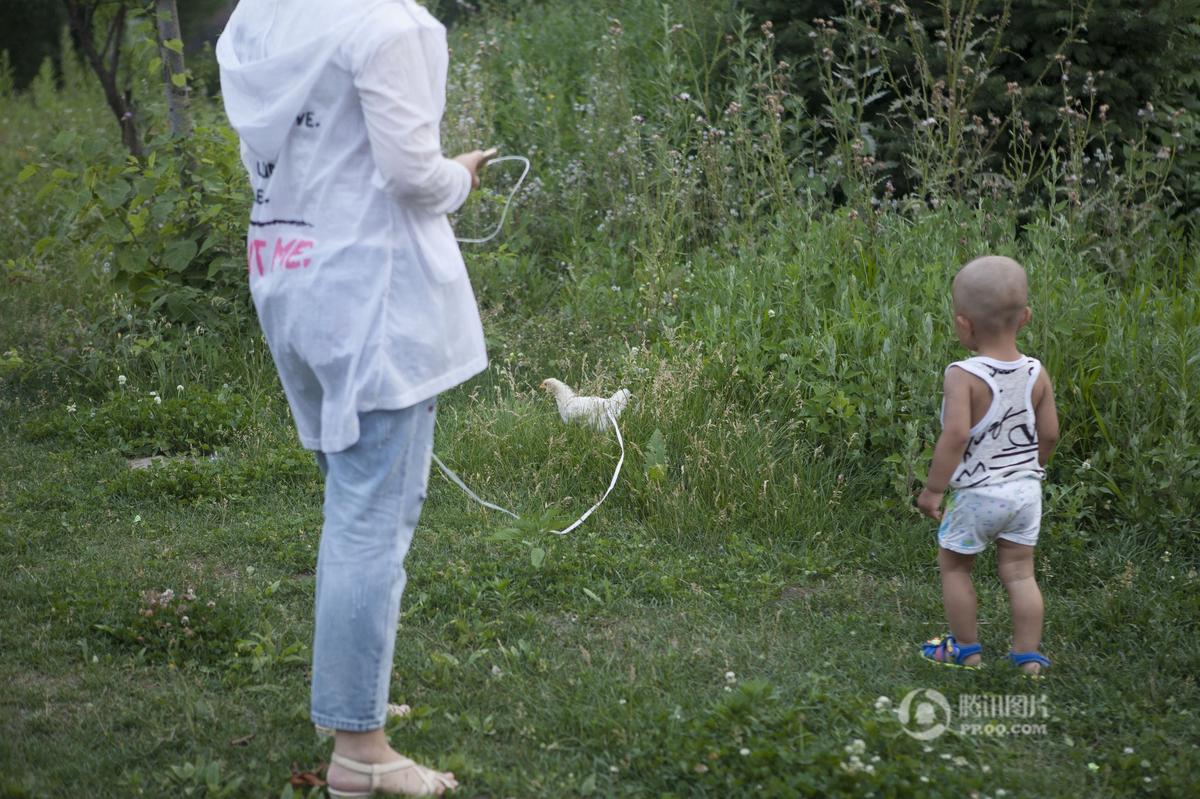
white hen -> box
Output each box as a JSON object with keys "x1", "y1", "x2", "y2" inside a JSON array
[{"x1": 540, "y1": 379, "x2": 631, "y2": 431}]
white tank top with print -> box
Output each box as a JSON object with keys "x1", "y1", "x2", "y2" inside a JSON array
[{"x1": 943, "y1": 355, "x2": 1045, "y2": 490}]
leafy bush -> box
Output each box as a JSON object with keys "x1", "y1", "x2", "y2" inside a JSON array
[
  {"x1": 26, "y1": 383, "x2": 253, "y2": 456},
  {"x1": 102, "y1": 445, "x2": 318, "y2": 504},
  {"x1": 93, "y1": 585, "x2": 246, "y2": 665},
  {"x1": 21, "y1": 119, "x2": 250, "y2": 322},
  {"x1": 740, "y1": 0, "x2": 1200, "y2": 211}
]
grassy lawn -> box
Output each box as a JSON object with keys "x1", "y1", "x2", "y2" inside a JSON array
[{"x1": 2, "y1": 329, "x2": 1197, "y2": 797}]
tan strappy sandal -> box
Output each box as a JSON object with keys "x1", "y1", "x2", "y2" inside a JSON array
[{"x1": 326, "y1": 752, "x2": 454, "y2": 797}]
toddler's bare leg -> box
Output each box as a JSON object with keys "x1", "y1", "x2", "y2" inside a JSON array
[
  {"x1": 938, "y1": 547, "x2": 981, "y2": 666},
  {"x1": 997, "y1": 539, "x2": 1044, "y2": 674}
]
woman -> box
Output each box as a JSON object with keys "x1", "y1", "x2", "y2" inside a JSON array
[{"x1": 218, "y1": 0, "x2": 491, "y2": 794}]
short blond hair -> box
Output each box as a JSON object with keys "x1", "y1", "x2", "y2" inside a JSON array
[{"x1": 952, "y1": 255, "x2": 1029, "y2": 335}]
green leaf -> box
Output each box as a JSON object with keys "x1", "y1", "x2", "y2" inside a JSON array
[
  {"x1": 582, "y1": 587, "x2": 603, "y2": 603},
  {"x1": 644, "y1": 428, "x2": 668, "y2": 482},
  {"x1": 163, "y1": 239, "x2": 199, "y2": 273},
  {"x1": 96, "y1": 178, "x2": 131, "y2": 210},
  {"x1": 148, "y1": 56, "x2": 162, "y2": 77},
  {"x1": 171, "y1": 72, "x2": 188, "y2": 89},
  {"x1": 16, "y1": 163, "x2": 38, "y2": 183},
  {"x1": 163, "y1": 37, "x2": 184, "y2": 54},
  {"x1": 530, "y1": 547, "x2": 545, "y2": 568}
]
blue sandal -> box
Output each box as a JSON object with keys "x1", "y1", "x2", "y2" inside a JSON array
[
  {"x1": 921, "y1": 634, "x2": 982, "y2": 668},
  {"x1": 1008, "y1": 650, "x2": 1050, "y2": 677}
]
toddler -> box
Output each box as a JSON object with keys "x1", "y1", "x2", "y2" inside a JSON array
[{"x1": 917, "y1": 256, "x2": 1059, "y2": 675}]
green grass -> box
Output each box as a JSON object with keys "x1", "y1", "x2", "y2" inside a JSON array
[{"x1": 2, "y1": 0, "x2": 1199, "y2": 796}]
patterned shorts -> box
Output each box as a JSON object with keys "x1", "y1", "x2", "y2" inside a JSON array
[{"x1": 938, "y1": 478, "x2": 1042, "y2": 555}]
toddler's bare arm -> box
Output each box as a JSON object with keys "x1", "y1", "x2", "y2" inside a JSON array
[
  {"x1": 918, "y1": 368, "x2": 973, "y2": 519},
  {"x1": 1034, "y1": 369, "x2": 1060, "y2": 467}
]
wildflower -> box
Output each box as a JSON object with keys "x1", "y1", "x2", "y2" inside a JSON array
[
  {"x1": 609, "y1": 765, "x2": 619, "y2": 773},
  {"x1": 618, "y1": 698, "x2": 626, "y2": 705},
  {"x1": 133, "y1": 514, "x2": 142, "y2": 524},
  {"x1": 180, "y1": 615, "x2": 189, "y2": 626},
  {"x1": 1124, "y1": 747, "x2": 1134, "y2": 754},
  {"x1": 177, "y1": 384, "x2": 184, "y2": 392},
  {"x1": 953, "y1": 756, "x2": 968, "y2": 767},
  {"x1": 1156, "y1": 146, "x2": 1171, "y2": 160},
  {"x1": 491, "y1": 664, "x2": 502, "y2": 677},
  {"x1": 154, "y1": 396, "x2": 162, "y2": 405},
  {"x1": 118, "y1": 374, "x2": 127, "y2": 386},
  {"x1": 874, "y1": 696, "x2": 891, "y2": 711},
  {"x1": 161, "y1": 588, "x2": 175, "y2": 603},
  {"x1": 67, "y1": 403, "x2": 77, "y2": 414},
  {"x1": 184, "y1": 588, "x2": 197, "y2": 601},
  {"x1": 846, "y1": 739, "x2": 866, "y2": 756},
  {"x1": 669, "y1": 23, "x2": 684, "y2": 34},
  {"x1": 1087, "y1": 762, "x2": 1100, "y2": 772},
  {"x1": 739, "y1": 748, "x2": 750, "y2": 756},
  {"x1": 767, "y1": 309, "x2": 776, "y2": 318}
]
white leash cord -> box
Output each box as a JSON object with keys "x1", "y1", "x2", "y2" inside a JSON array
[
  {"x1": 454, "y1": 155, "x2": 531, "y2": 245},
  {"x1": 431, "y1": 407, "x2": 625, "y2": 536},
  {"x1": 441, "y1": 154, "x2": 626, "y2": 534},
  {"x1": 431, "y1": 452, "x2": 519, "y2": 519}
]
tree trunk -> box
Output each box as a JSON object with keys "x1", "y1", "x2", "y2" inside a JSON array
[
  {"x1": 62, "y1": 0, "x2": 143, "y2": 158},
  {"x1": 154, "y1": 0, "x2": 192, "y2": 139}
]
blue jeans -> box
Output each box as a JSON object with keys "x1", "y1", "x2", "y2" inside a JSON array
[{"x1": 310, "y1": 400, "x2": 437, "y2": 731}]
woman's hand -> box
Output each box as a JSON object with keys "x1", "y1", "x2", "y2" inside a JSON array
[{"x1": 453, "y1": 148, "x2": 498, "y2": 190}]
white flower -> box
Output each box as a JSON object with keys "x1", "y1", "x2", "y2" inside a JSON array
[
  {"x1": 874, "y1": 696, "x2": 891, "y2": 711},
  {"x1": 133, "y1": 514, "x2": 142, "y2": 524},
  {"x1": 180, "y1": 615, "x2": 189, "y2": 625},
  {"x1": 118, "y1": 374, "x2": 127, "y2": 385},
  {"x1": 724, "y1": 671, "x2": 737, "y2": 684},
  {"x1": 67, "y1": 403, "x2": 77, "y2": 414},
  {"x1": 609, "y1": 765, "x2": 619, "y2": 773},
  {"x1": 177, "y1": 385, "x2": 184, "y2": 392},
  {"x1": 953, "y1": 756, "x2": 968, "y2": 767},
  {"x1": 739, "y1": 748, "x2": 750, "y2": 756},
  {"x1": 491, "y1": 664, "x2": 502, "y2": 677},
  {"x1": 154, "y1": 396, "x2": 162, "y2": 405},
  {"x1": 1123, "y1": 747, "x2": 1134, "y2": 754},
  {"x1": 618, "y1": 698, "x2": 626, "y2": 705},
  {"x1": 767, "y1": 309, "x2": 776, "y2": 318}
]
